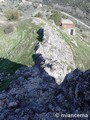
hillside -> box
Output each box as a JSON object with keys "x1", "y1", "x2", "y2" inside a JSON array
[
  {"x1": 43, "y1": 0, "x2": 90, "y2": 26},
  {"x1": 44, "y1": 0, "x2": 90, "y2": 12},
  {"x1": 0, "y1": 1, "x2": 89, "y2": 84},
  {"x1": 0, "y1": 1, "x2": 90, "y2": 119},
  {"x1": 0, "y1": 19, "x2": 41, "y2": 73}
]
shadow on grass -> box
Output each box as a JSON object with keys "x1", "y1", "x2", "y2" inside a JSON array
[
  {"x1": 0, "y1": 57, "x2": 26, "y2": 91},
  {"x1": 0, "y1": 57, "x2": 26, "y2": 73}
]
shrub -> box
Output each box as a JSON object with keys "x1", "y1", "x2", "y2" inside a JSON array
[
  {"x1": 50, "y1": 11, "x2": 62, "y2": 26},
  {"x1": 4, "y1": 9, "x2": 20, "y2": 20},
  {"x1": 4, "y1": 24, "x2": 15, "y2": 34},
  {"x1": 34, "y1": 12, "x2": 43, "y2": 18}
]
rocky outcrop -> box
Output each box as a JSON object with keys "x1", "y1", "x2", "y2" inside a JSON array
[
  {"x1": 35, "y1": 20, "x2": 75, "y2": 84},
  {"x1": 0, "y1": 66, "x2": 90, "y2": 120}
]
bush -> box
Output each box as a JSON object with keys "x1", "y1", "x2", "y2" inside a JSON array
[
  {"x1": 4, "y1": 9, "x2": 20, "y2": 20},
  {"x1": 50, "y1": 11, "x2": 62, "y2": 26},
  {"x1": 4, "y1": 24, "x2": 15, "y2": 34},
  {"x1": 34, "y1": 12, "x2": 43, "y2": 18}
]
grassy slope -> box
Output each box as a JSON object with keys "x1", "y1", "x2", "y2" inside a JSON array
[
  {"x1": 0, "y1": 19, "x2": 40, "y2": 73},
  {"x1": 0, "y1": 19, "x2": 41, "y2": 91},
  {"x1": 58, "y1": 28, "x2": 90, "y2": 70},
  {"x1": 47, "y1": 18, "x2": 90, "y2": 70}
]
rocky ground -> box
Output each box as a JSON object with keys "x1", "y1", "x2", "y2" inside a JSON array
[
  {"x1": 33, "y1": 18, "x2": 75, "y2": 84},
  {"x1": 0, "y1": 66, "x2": 90, "y2": 120},
  {"x1": 0, "y1": 0, "x2": 43, "y2": 17}
]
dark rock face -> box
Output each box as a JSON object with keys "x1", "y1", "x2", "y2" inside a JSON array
[
  {"x1": 61, "y1": 69, "x2": 90, "y2": 112},
  {"x1": 0, "y1": 67, "x2": 90, "y2": 120}
]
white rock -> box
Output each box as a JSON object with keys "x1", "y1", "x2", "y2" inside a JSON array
[{"x1": 35, "y1": 20, "x2": 75, "y2": 84}]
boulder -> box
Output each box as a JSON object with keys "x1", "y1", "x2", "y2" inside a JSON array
[{"x1": 8, "y1": 101, "x2": 19, "y2": 109}]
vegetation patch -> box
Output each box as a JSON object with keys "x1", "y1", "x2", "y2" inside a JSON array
[
  {"x1": 4, "y1": 24, "x2": 15, "y2": 34},
  {"x1": 0, "y1": 19, "x2": 41, "y2": 73},
  {"x1": 4, "y1": 9, "x2": 20, "y2": 21},
  {"x1": 34, "y1": 12, "x2": 43, "y2": 18},
  {"x1": 0, "y1": 19, "x2": 41, "y2": 91},
  {"x1": 50, "y1": 11, "x2": 62, "y2": 26}
]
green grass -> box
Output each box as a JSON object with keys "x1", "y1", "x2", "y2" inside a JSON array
[
  {"x1": 58, "y1": 28, "x2": 90, "y2": 70},
  {"x1": 0, "y1": 19, "x2": 41, "y2": 73},
  {"x1": 41, "y1": 19, "x2": 90, "y2": 70},
  {"x1": 0, "y1": 19, "x2": 41, "y2": 91}
]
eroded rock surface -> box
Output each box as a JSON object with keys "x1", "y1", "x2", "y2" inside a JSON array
[{"x1": 35, "y1": 19, "x2": 75, "y2": 84}]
